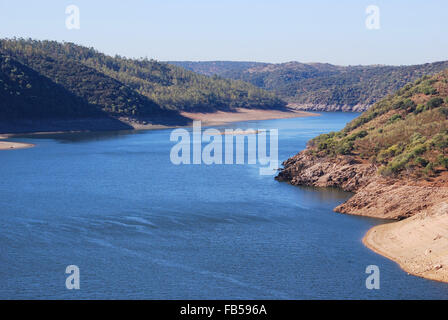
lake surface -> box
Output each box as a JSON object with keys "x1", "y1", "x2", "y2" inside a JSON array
[{"x1": 1, "y1": 112, "x2": 448, "y2": 299}]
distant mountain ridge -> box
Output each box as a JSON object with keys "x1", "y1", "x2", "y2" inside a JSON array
[{"x1": 169, "y1": 60, "x2": 448, "y2": 112}]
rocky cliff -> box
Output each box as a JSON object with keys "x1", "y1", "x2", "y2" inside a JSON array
[{"x1": 276, "y1": 149, "x2": 448, "y2": 220}]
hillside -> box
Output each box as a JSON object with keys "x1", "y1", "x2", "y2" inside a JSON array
[
  {"x1": 170, "y1": 61, "x2": 448, "y2": 112},
  {"x1": 1, "y1": 39, "x2": 286, "y2": 113},
  {"x1": 0, "y1": 39, "x2": 288, "y2": 133},
  {"x1": 0, "y1": 53, "x2": 138, "y2": 133},
  {"x1": 307, "y1": 71, "x2": 448, "y2": 178},
  {"x1": 277, "y1": 70, "x2": 448, "y2": 198},
  {"x1": 0, "y1": 53, "x2": 103, "y2": 119},
  {"x1": 275, "y1": 70, "x2": 448, "y2": 282}
]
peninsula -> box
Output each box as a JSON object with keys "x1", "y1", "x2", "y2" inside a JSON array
[{"x1": 276, "y1": 70, "x2": 448, "y2": 282}]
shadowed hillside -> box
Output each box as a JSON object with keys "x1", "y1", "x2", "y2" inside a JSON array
[{"x1": 1, "y1": 39, "x2": 286, "y2": 113}]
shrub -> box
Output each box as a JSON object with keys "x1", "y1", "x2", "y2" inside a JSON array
[
  {"x1": 414, "y1": 104, "x2": 425, "y2": 114},
  {"x1": 347, "y1": 130, "x2": 368, "y2": 141},
  {"x1": 415, "y1": 157, "x2": 429, "y2": 167},
  {"x1": 410, "y1": 133, "x2": 426, "y2": 144},
  {"x1": 424, "y1": 162, "x2": 435, "y2": 175},
  {"x1": 437, "y1": 155, "x2": 448, "y2": 169},
  {"x1": 387, "y1": 114, "x2": 402, "y2": 124},
  {"x1": 399, "y1": 98, "x2": 416, "y2": 111},
  {"x1": 336, "y1": 141, "x2": 354, "y2": 155},
  {"x1": 426, "y1": 97, "x2": 444, "y2": 109},
  {"x1": 409, "y1": 143, "x2": 426, "y2": 157},
  {"x1": 385, "y1": 152, "x2": 413, "y2": 174},
  {"x1": 422, "y1": 86, "x2": 437, "y2": 95},
  {"x1": 377, "y1": 144, "x2": 401, "y2": 162},
  {"x1": 430, "y1": 133, "x2": 448, "y2": 150}
]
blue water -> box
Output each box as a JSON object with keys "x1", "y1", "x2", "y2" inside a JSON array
[{"x1": 1, "y1": 112, "x2": 448, "y2": 299}]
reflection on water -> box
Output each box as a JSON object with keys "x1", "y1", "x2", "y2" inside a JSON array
[
  {"x1": 15, "y1": 129, "x2": 140, "y2": 143},
  {"x1": 297, "y1": 185, "x2": 354, "y2": 203}
]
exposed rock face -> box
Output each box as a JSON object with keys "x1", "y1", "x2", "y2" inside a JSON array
[
  {"x1": 287, "y1": 103, "x2": 370, "y2": 113},
  {"x1": 276, "y1": 151, "x2": 376, "y2": 192},
  {"x1": 335, "y1": 181, "x2": 448, "y2": 220},
  {"x1": 276, "y1": 149, "x2": 448, "y2": 220}
]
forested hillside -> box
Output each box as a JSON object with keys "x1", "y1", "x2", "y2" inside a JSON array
[
  {"x1": 0, "y1": 54, "x2": 103, "y2": 119},
  {"x1": 0, "y1": 39, "x2": 286, "y2": 117},
  {"x1": 308, "y1": 71, "x2": 448, "y2": 178},
  {"x1": 170, "y1": 61, "x2": 448, "y2": 111}
]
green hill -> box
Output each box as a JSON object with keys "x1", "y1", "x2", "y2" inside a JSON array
[
  {"x1": 0, "y1": 39, "x2": 286, "y2": 115},
  {"x1": 0, "y1": 53, "x2": 139, "y2": 133},
  {"x1": 0, "y1": 53, "x2": 104, "y2": 119},
  {"x1": 308, "y1": 70, "x2": 448, "y2": 178}
]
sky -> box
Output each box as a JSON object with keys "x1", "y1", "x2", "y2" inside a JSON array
[{"x1": 0, "y1": 0, "x2": 447, "y2": 66}]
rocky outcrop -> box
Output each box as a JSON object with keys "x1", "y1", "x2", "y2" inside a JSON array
[
  {"x1": 287, "y1": 103, "x2": 370, "y2": 113},
  {"x1": 276, "y1": 149, "x2": 448, "y2": 220},
  {"x1": 276, "y1": 151, "x2": 376, "y2": 192},
  {"x1": 335, "y1": 180, "x2": 448, "y2": 220}
]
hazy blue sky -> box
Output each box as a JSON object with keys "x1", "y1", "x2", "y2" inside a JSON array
[{"x1": 0, "y1": 0, "x2": 447, "y2": 65}]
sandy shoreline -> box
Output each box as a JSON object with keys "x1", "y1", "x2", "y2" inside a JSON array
[
  {"x1": 0, "y1": 108, "x2": 318, "y2": 150},
  {"x1": 357, "y1": 182, "x2": 448, "y2": 283},
  {"x1": 123, "y1": 108, "x2": 318, "y2": 129},
  {"x1": 0, "y1": 140, "x2": 35, "y2": 150},
  {"x1": 276, "y1": 148, "x2": 448, "y2": 283},
  {"x1": 180, "y1": 108, "x2": 319, "y2": 126},
  {"x1": 0, "y1": 133, "x2": 35, "y2": 150},
  {"x1": 363, "y1": 211, "x2": 448, "y2": 283}
]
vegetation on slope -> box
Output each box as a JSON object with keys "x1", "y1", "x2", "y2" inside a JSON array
[
  {"x1": 0, "y1": 54, "x2": 106, "y2": 119},
  {"x1": 170, "y1": 61, "x2": 448, "y2": 110},
  {"x1": 0, "y1": 40, "x2": 178, "y2": 123},
  {"x1": 0, "y1": 39, "x2": 286, "y2": 116},
  {"x1": 308, "y1": 70, "x2": 448, "y2": 178}
]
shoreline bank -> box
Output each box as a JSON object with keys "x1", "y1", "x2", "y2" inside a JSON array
[
  {"x1": 180, "y1": 108, "x2": 319, "y2": 126},
  {"x1": 276, "y1": 152, "x2": 448, "y2": 283},
  {"x1": 0, "y1": 108, "x2": 318, "y2": 149},
  {"x1": 0, "y1": 134, "x2": 35, "y2": 150},
  {"x1": 337, "y1": 179, "x2": 448, "y2": 283},
  {"x1": 363, "y1": 211, "x2": 448, "y2": 283},
  {"x1": 0, "y1": 140, "x2": 35, "y2": 150}
]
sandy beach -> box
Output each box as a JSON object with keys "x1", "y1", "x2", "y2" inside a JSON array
[
  {"x1": 363, "y1": 204, "x2": 448, "y2": 283},
  {"x1": 0, "y1": 134, "x2": 34, "y2": 150},
  {"x1": 180, "y1": 108, "x2": 319, "y2": 126},
  {"x1": 0, "y1": 140, "x2": 35, "y2": 150},
  {"x1": 357, "y1": 181, "x2": 448, "y2": 283},
  {"x1": 121, "y1": 108, "x2": 318, "y2": 130}
]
